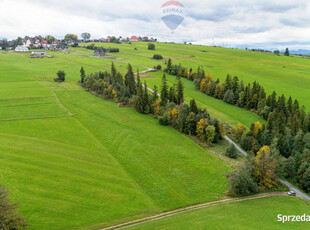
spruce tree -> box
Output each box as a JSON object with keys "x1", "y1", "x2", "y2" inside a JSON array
[
  {"x1": 169, "y1": 86, "x2": 177, "y2": 103},
  {"x1": 135, "y1": 77, "x2": 144, "y2": 113},
  {"x1": 80, "y1": 66, "x2": 85, "y2": 84},
  {"x1": 152, "y1": 85, "x2": 158, "y2": 102},
  {"x1": 111, "y1": 62, "x2": 117, "y2": 82},
  {"x1": 167, "y1": 58, "x2": 172, "y2": 74},
  {"x1": 284, "y1": 48, "x2": 290, "y2": 56},
  {"x1": 232, "y1": 76, "x2": 239, "y2": 92},
  {"x1": 190, "y1": 99, "x2": 199, "y2": 114},
  {"x1": 176, "y1": 76, "x2": 184, "y2": 104},
  {"x1": 160, "y1": 74, "x2": 169, "y2": 106},
  {"x1": 224, "y1": 74, "x2": 232, "y2": 91},
  {"x1": 124, "y1": 64, "x2": 136, "y2": 96},
  {"x1": 143, "y1": 81, "x2": 150, "y2": 114}
]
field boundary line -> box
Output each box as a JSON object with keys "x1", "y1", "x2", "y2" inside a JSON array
[
  {"x1": 0, "y1": 115, "x2": 71, "y2": 122},
  {"x1": 53, "y1": 91, "x2": 73, "y2": 116},
  {"x1": 102, "y1": 192, "x2": 286, "y2": 229},
  {"x1": 0, "y1": 96, "x2": 54, "y2": 101}
]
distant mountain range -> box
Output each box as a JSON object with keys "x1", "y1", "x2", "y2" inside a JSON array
[{"x1": 288, "y1": 49, "x2": 310, "y2": 55}]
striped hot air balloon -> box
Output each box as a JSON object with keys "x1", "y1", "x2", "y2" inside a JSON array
[{"x1": 161, "y1": 1, "x2": 185, "y2": 31}]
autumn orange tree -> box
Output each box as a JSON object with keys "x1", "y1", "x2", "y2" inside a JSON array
[
  {"x1": 196, "y1": 118, "x2": 208, "y2": 141},
  {"x1": 256, "y1": 146, "x2": 278, "y2": 188},
  {"x1": 235, "y1": 123, "x2": 246, "y2": 142}
]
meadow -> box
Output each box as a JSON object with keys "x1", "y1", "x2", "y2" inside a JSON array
[
  {"x1": 0, "y1": 42, "x2": 309, "y2": 229},
  {"x1": 0, "y1": 51, "x2": 230, "y2": 229},
  {"x1": 129, "y1": 196, "x2": 310, "y2": 230},
  {"x1": 78, "y1": 42, "x2": 310, "y2": 112}
]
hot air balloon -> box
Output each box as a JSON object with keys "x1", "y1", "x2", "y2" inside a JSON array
[{"x1": 161, "y1": 1, "x2": 185, "y2": 31}]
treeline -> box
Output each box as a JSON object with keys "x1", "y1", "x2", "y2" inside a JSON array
[
  {"x1": 164, "y1": 58, "x2": 310, "y2": 193},
  {"x1": 80, "y1": 63, "x2": 224, "y2": 144},
  {"x1": 85, "y1": 44, "x2": 119, "y2": 52}
]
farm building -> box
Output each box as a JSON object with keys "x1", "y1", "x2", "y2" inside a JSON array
[
  {"x1": 31, "y1": 51, "x2": 46, "y2": 56},
  {"x1": 15, "y1": 45, "x2": 29, "y2": 52}
]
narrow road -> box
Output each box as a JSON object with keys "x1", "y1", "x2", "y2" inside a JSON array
[
  {"x1": 138, "y1": 76, "x2": 310, "y2": 202},
  {"x1": 224, "y1": 136, "x2": 310, "y2": 201},
  {"x1": 279, "y1": 179, "x2": 310, "y2": 201},
  {"x1": 224, "y1": 136, "x2": 248, "y2": 157},
  {"x1": 102, "y1": 192, "x2": 286, "y2": 230}
]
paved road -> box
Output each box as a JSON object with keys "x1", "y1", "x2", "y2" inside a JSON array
[
  {"x1": 225, "y1": 136, "x2": 310, "y2": 201},
  {"x1": 224, "y1": 136, "x2": 248, "y2": 157},
  {"x1": 279, "y1": 179, "x2": 310, "y2": 201},
  {"x1": 103, "y1": 192, "x2": 286, "y2": 230}
]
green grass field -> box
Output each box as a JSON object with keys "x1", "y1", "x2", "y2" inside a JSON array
[
  {"x1": 0, "y1": 96, "x2": 69, "y2": 120},
  {"x1": 77, "y1": 42, "x2": 310, "y2": 112},
  {"x1": 0, "y1": 42, "x2": 309, "y2": 229},
  {"x1": 129, "y1": 196, "x2": 310, "y2": 230},
  {"x1": 0, "y1": 50, "x2": 230, "y2": 229}
]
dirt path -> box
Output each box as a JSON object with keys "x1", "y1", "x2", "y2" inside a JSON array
[{"x1": 102, "y1": 192, "x2": 286, "y2": 230}]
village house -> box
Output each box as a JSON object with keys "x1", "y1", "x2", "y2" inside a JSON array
[
  {"x1": 23, "y1": 37, "x2": 41, "y2": 48},
  {"x1": 130, "y1": 36, "x2": 139, "y2": 42}
]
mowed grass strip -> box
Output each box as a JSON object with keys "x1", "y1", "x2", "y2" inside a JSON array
[
  {"x1": 58, "y1": 90, "x2": 231, "y2": 210},
  {"x1": 129, "y1": 196, "x2": 310, "y2": 230},
  {"x1": 0, "y1": 132, "x2": 159, "y2": 230},
  {"x1": 0, "y1": 97, "x2": 69, "y2": 120}
]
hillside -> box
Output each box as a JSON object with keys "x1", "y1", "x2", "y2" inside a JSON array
[
  {"x1": 77, "y1": 42, "x2": 310, "y2": 112},
  {"x1": 0, "y1": 51, "x2": 230, "y2": 229},
  {"x1": 0, "y1": 42, "x2": 309, "y2": 229}
]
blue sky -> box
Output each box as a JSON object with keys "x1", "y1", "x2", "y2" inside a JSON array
[{"x1": 1, "y1": 0, "x2": 310, "y2": 50}]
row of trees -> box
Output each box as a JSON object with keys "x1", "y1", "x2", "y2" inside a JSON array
[
  {"x1": 80, "y1": 63, "x2": 224, "y2": 144},
  {"x1": 164, "y1": 58, "x2": 310, "y2": 193},
  {"x1": 85, "y1": 44, "x2": 119, "y2": 53}
]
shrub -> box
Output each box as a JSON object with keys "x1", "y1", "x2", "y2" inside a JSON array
[
  {"x1": 154, "y1": 64, "x2": 162, "y2": 70},
  {"x1": 86, "y1": 44, "x2": 96, "y2": 50},
  {"x1": 0, "y1": 185, "x2": 27, "y2": 229},
  {"x1": 228, "y1": 161, "x2": 258, "y2": 196},
  {"x1": 225, "y1": 143, "x2": 238, "y2": 158},
  {"x1": 158, "y1": 112, "x2": 169, "y2": 126},
  {"x1": 54, "y1": 70, "x2": 66, "y2": 82},
  {"x1": 108, "y1": 47, "x2": 119, "y2": 53},
  {"x1": 153, "y1": 54, "x2": 163, "y2": 60},
  {"x1": 148, "y1": 43, "x2": 155, "y2": 50}
]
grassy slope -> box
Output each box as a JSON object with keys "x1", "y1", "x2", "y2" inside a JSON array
[
  {"x1": 1, "y1": 43, "x2": 309, "y2": 229},
  {"x1": 78, "y1": 42, "x2": 310, "y2": 111},
  {"x1": 0, "y1": 51, "x2": 230, "y2": 229},
  {"x1": 129, "y1": 196, "x2": 310, "y2": 230}
]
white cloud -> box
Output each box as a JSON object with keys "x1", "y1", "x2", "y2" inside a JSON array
[{"x1": 0, "y1": 0, "x2": 310, "y2": 49}]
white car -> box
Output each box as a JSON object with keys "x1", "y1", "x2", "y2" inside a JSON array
[{"x1": 287, "y1": 191, "x2": 296, "y2": 196}]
